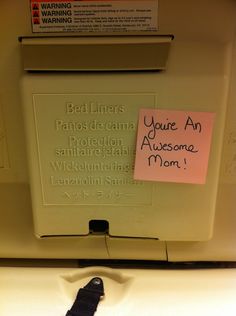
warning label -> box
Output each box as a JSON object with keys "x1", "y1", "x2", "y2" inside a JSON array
[{"x1": 30, "y1": 0, "x2": 158, "y2": 33}]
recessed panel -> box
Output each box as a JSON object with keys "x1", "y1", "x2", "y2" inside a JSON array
[
  {"x1": 33, "y1": 94, "x2": 154, "y2": 207},
  {"x1": 33, "y1": 94, "x2": 155, "y2": 205}
]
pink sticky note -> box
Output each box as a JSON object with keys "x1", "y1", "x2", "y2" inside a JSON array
[{"x1": 134, "y1": 109, "x2": 215, "y2": 184}]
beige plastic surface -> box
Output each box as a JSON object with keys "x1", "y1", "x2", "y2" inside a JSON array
[
  {"x1": 23, "y1": 47, "x2": 227, "y2": 240},
  {"x1": 0, "y1": 183, "x2": 166, "y2": 260},
  {"x1": 1, "y1": 266, "x2": 236, "y2": 316},
  {"x1": 21, "y1": 36, "x2": 172, "y2": 71},
  {"x1": 0, "y1": 0, "x2": 236, "y2": 260},
  {"x1": 167, "y1": 32, "x2": 236, "y2": 261}
]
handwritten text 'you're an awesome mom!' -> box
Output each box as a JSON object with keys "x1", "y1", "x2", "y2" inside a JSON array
[{"x1": 134, "y1": 109, "x2": 215, "y2": 184}]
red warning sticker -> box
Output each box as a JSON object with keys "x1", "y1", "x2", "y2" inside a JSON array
[
  {"x1": 32, "y1": 3, "x2": 39, "y2": 10},
  {"x1": 32, "y1": 10, "x2": 40, "y2": 17},
  {"x1": 30, "y1": 0, "x2": 158, "y2": 33},
  {"x1": 33, "y1": 18, "x2": 40, "y2": 24}
]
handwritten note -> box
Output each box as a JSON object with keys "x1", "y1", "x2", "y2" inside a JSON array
[{"x1": 134, "y1": 109, "x2": 215, "y2": 184}]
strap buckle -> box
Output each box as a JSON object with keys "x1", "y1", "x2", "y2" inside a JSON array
[{"x1": 66, "y1": 277, "x2": 104, "y2": 316}]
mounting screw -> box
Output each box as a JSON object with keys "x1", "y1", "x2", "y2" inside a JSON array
[{"x1": 92, "y1": 278, "x2": 102, "y2": 285}]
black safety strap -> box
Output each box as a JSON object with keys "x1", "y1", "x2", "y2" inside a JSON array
[{"x1": 66, "y1": 277, "x2": 104, "y2": 316}]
